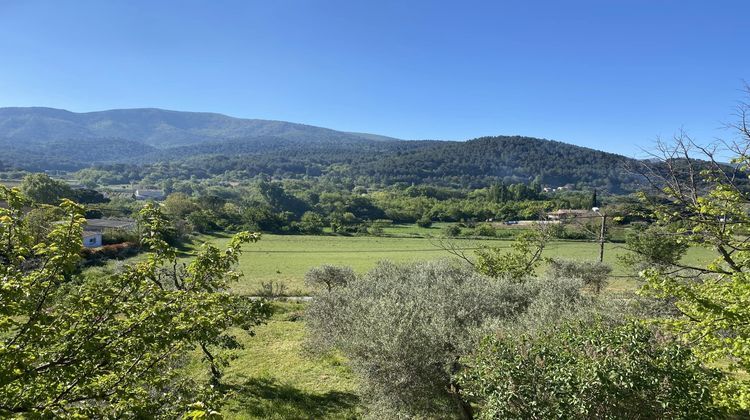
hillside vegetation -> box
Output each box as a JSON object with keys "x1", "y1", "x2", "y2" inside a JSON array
[{"x1": 0, "y1": 107, "x2": 639, "y2": 190}]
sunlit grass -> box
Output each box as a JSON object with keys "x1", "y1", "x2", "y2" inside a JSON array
[
  {"x1": 193, "y1": 234, "x2": 714, "y2": 295},
  {"x1": 207, "y1": 302, "x2": 360, "y2": 419}
]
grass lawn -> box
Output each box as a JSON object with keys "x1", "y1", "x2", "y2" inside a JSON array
[
  {"x1": 193, "y1": 233, "x2": 715, "y2": 295},
  {"x1": 145, "y1": 234, "x2": 717, "y2": 419},
  {"x1": 217, "y1": 302, "x2": 361, "y2": 419}
]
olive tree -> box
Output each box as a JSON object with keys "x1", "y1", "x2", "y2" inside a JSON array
[
  {"x1": 0, "y1": 186, "x2": 270, "y2": 417},
  {"x1": 547, "y1": 258, "x2": 612, "y2": 294},
  {"x1": 306, "y1": 259, "x2": 583, "y2": 419},
  {"x1": 304, "y1": 264, "x2": 355, "y2": 292}
]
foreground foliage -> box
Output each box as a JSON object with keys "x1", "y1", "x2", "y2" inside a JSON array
[
  {"x1": 306, "y1": 260, "x2": 584, "y2": 418},
  {"x1": 0, "y1": 186, "x2": 270, "y2": 417},
  {"x1": 630, "y1": 96, "x2": 750, "y2": 411},
  {"x1": 459, "y1": 320, "x2": 721, "y2": 419}
]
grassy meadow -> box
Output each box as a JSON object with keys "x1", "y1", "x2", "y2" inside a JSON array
[
  {"x1": 196, "y1": 232, "x2": 714, "y2": 295},
  {"x1": 219, "y1": 303, "x2": 361, "y2": 420},
  {"x1": 92, "y1": 228, "x2": 717, "y2": 418}
]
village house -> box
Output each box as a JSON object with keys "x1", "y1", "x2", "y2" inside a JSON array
[{"x1": 82, "y1": 231, "x2": 102, "y2": 248}]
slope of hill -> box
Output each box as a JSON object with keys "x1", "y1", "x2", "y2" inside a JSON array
[
  {"x1": 0, "y1": 107, "x2": 384, "y2": 148},
  {"x1": 0, "y1": 107, "x2": 639, "y2": 191}
]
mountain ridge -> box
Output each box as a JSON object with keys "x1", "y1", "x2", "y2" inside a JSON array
[
  {"x1": 0, "y1": 106, "x2": 398, "y2": 148},
  {"x1": 0, "y1": 106, "x2": 637, "y2": 191}
]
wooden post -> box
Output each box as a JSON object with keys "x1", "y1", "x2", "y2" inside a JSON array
[{"x1": 598, "y1": 214, "x2": 607, "y2": 263}]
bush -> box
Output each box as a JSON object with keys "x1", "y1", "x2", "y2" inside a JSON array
[
  {"x1": 304, "y1": 264, "x2": 356, "y2": 292},
  {"x1": 443, "y1": 224, "x2": 462, "y2": 237},
  {"x1": 299, "y1": 211, "x2": 325, "y2": 234},
  {"x1": 474, "y1": 223, "x2": 496, "y2": 237},
  {"x1": 458, "y1": 320, "x2": 721, "y2": 419},
  {"x1": 101, "y1": 228, "x2": 139, "y2": 245},
  {"x1": 368, "y1": 219, "x2": 393, "y2": 236},
  {"x1": 416, "y1": 215, "x2": 433, "y2": 228},
  {"x1": 81, "y1": 242, "x2": 140, "y2": 265},
  {"x1": 547, "y1": 258, "x2": 612, "y2": 294},
  {"x1": 306, "y1": 260, "x2": 582, "y2": 418}
]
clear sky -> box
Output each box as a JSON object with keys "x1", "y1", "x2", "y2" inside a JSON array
[{"x1": 0, "y1": 0, "x2": 748, "y2": 156}]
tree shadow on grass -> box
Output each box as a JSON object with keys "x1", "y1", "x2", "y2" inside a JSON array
[{"x1": 225, "y1": 377, "x2": 360, "y2": 419}]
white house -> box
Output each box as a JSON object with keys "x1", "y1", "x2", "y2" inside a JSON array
[{"x1": 82, "y1": 231, "x2": 102, "y2": 248}]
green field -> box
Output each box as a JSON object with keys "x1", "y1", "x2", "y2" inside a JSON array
[
  {"x1": 195, "y1": 233, "x2": 714, "y2": 295},
  {"x1": 218, "y1": 303, "x2": 361, "y2": 420},
  {"x1": 98, "y1": 232, "x2": 717, "y2": 418}
]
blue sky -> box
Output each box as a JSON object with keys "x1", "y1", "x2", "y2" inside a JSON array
[{"x1": 0, "y1": 0, "x2": 748, "y2": 156}]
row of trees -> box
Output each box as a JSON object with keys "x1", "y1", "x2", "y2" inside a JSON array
[{"x1": 84, "y1": 178, "x2": 612, "y2": 240}]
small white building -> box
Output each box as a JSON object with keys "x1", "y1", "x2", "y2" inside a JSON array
[{"x1": 82, "y1": 231, "x2": 102, "y2": 248}]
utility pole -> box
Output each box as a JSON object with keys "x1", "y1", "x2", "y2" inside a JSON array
[{"x1": 592, "y1": 207, "x2": 606, "y2": 263}]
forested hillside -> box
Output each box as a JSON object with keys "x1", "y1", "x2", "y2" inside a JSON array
[{"x1": 0, "y1": 107, "x2": 639, "y2": 191}]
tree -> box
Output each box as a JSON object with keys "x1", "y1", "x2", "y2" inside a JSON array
[
  {"x1": 590, "y1": 188, "x2": 598, "y2": 209},
  {"x1": 20, "y1": 205, "x2": 65, "y2": 245},
  {"x1": 458, "y1": 320, "x2": 721, "y2": 419},
  {"x1": 69, "y1": 188, "x2": 110, "y2": 204},
  {"x1": 474, "y1": 228, "x2": 549, "y2": 282},
  {"x1": 416, "y1": 214, "x2": 432, "y2": 228},
  {"x1": 162, "y1": 192, "x2": 199, "y2": 219},
  {"x1": 436, "y1": 223, "x2": 551, "y2": 283},
  {"x1": 305, "y1": 260, "x2": 581, "y2": 419},
  {"x1": 547, "y1": 258, "x2": 612, "y2": 294},
  {"x1": 20, "y1": 173, "x2": 73, "y2": 204},
  {"x1": 0, "y1": 186, "x2": 270, "y2": 417},
  {"x1": 620, "y1": 224, "x2": 688, "y2": 273},
  {"x1": 304, "y1": 264, "x2": 355, "y2": 292},
  {"x1": 629, "y1": 88, "x2": 750, "y2": 412},
  {"x1": 299, "y1": 211, "x2": 325, "y2": 234}
]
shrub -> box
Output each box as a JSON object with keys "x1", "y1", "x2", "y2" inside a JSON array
[
  {"x1": 443, "y1": 224, "x2": 462, "y2": 237},
  {"x1": 304, "y1": 264, "x2": 356, "y2": 292},
  {"x1": 299, "y1": 211, "x2": 325, "y2": 234},
  {"x1": 474, "y1": 223, "x2": 496, "y2": 237},
  {"x1": 101, "y1": 228, "x2": 139, "y2": 245},
  {"x1": 416, "y1": 215, "x2": 433, "y2": 228},
  {"x1": 547, "y1": 258, "x2": 612, "y2": 294},
  {"x1": 458, "y1": 320, "x2": 721, "y2": 419},
  {"x1": 306, "y1": 260, "x2": 582, "y2": 418}
]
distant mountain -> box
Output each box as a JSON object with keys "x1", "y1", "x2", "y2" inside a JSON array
[
  {"x1": 0, "y1": 107, "x2": 639, "y2": 191},
  {"x1": 0, "y1": 107, "x2": 389, "y2": 148}
]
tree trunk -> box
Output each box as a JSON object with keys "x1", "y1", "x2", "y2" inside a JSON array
[
  {"x1": 449, "y1": 381, "x2": 473, "y2": 420},
  {"x1": 448, "y1": 358, "x2": 473, "y2": 420}
]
